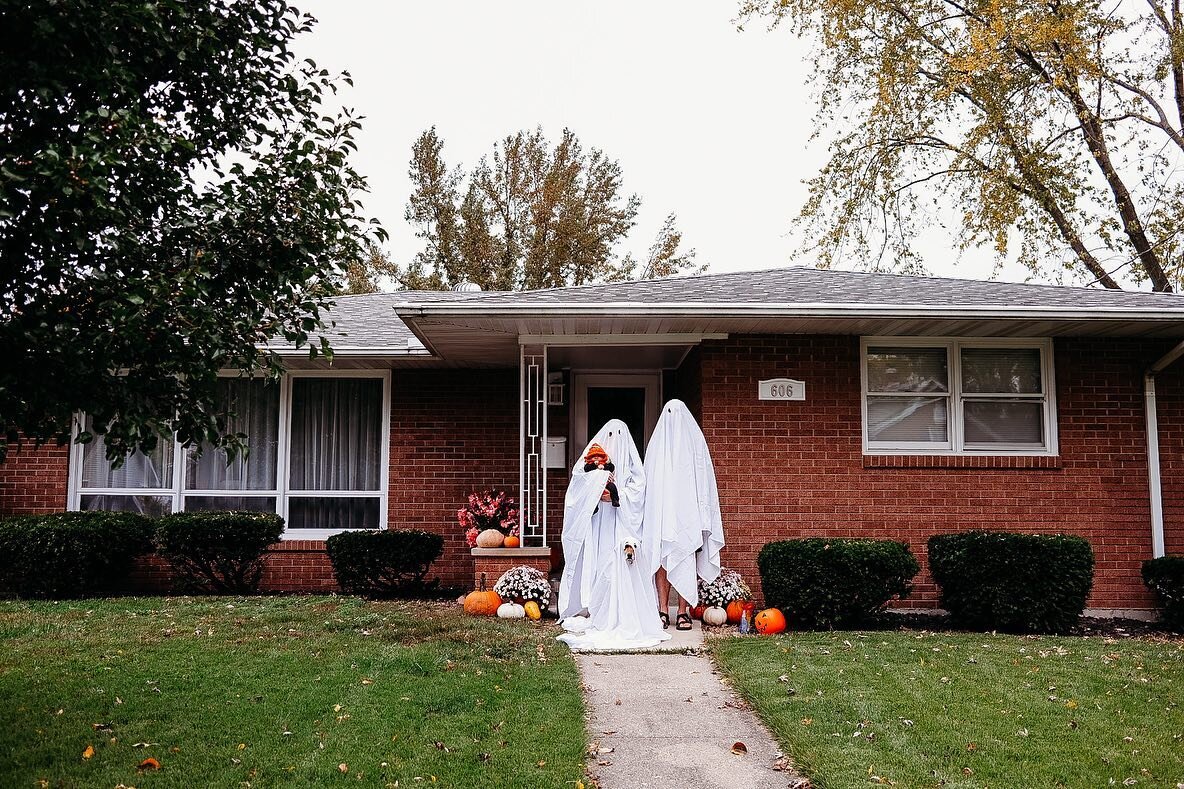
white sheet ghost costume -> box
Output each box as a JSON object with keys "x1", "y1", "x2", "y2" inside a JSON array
[
  {"x1": 557, "y1": 420, "x2": 671, "y2": 650},
  {"x1": 642, "y1": 399, "x2": 726, "y2": 607}
]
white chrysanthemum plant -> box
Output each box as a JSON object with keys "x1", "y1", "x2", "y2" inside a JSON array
[
  {"x1": 494, "y1": 565, "x2": 551, "y2": 606},
  {"x1": 697, "y1": 567, "x2": 752, "y2": 608}
]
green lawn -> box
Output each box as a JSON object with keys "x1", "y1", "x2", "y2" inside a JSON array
[
  {"x1": 0, "y1": 596, "x2": 587, "y2": 788},
  {"x1": 714, "y1": 630, "x2": 1184, "y2": 789}
]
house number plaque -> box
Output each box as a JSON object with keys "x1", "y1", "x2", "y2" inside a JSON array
[{"x1": 759, "y1": 378, "x2": 805, "y2": 401}]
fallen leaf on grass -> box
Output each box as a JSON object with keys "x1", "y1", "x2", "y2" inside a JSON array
[
  {"x1": 536, "y1": 760, "x2": 546, "y2": 768},
  {"x1": 137, "y1": 757, "x2": 161, "y2": 771},
  {"x1": 731, "y1": 742, "x2": 748, "y2": 755},
  {"x1": 91, "y1": 723, "x2": 112, "y2": 732},
  {"x1": 132, "y1": 742, "x2": 156, "y2": 748},
  {"x1": 82, "y1": 745, "x2": 95, "y2": 760}
]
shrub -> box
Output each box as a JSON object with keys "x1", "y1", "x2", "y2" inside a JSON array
[
  {"x1": 758, "y1": 538, "x2": 920, "y2": 629},
  {"x1": 325, "y1": 530, "x2": 444, "y2": 598},
  {"x1": 1142, "y1": 556, "x2": 1184, "y2": 631},
  {"x1": 154, "y1": 511, "x2": 283, "y2": 594},
  {"x1": 928, "y1": 531, "x2": 1094, "y2": 633},
  {"x1": 0, "y1": 511, "x2": 154, "y2": 599}
]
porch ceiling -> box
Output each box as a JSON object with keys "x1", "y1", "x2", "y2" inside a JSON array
[{"x1": 396, "y1": 311, "x2": 1184, "y2": 365}]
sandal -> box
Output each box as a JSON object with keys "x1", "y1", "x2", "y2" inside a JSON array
[
  {"x1": 658, "y1": 610, "x2": 670, "y2": 629},
  {"x1": 676, "y1": 613, "x2": 693, "y2": 631}
]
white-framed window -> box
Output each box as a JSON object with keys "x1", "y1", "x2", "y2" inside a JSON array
[
  {"x1": 68, "y1": 370, "x2": 391, "y2": 539},
  {"x1": 861, "y1": 338, "x2": 1056, "y2": 456}
]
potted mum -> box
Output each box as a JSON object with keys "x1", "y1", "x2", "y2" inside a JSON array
[
  {"x1": 698, "y1": 568, "x2": 752, "y2": 625},
  {"x1": 459, "y1": 490, "x2": 520, "y2": 548},
  {"x1": 494, "y1": 565, "x2": 551, "y2": 607}
]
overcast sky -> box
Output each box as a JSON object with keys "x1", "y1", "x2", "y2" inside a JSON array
[{"x1": 295, "y1": 1, "x2": 1023, "y2": 284}]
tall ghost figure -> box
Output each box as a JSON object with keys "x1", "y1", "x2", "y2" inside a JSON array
[
  {"x1": 642, "y1": 399, "x2": 725, "y2": 607},
  {"x1": 557, "y1": 419, "x2": 670, "y2": 650}
]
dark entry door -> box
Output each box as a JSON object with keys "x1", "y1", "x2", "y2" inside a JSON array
[{"x1": 586, "y1": 386, "x2": 647, "y2": 458}]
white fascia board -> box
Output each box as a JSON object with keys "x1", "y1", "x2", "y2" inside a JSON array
[
  {"x1": 518, "y1": 333, "x2": 729, "y2": 346},
  {"x1": 396, "y1": 302, "x2": 1184, "y2": 322}
]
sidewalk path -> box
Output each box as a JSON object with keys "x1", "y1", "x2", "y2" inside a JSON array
[{"x1": 574, "y1": 631, "x2": 807, "y2": 788}]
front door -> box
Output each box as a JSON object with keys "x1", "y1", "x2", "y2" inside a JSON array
[{"x1": 571, "y1": 373, "x2": 661, "y2": 462}]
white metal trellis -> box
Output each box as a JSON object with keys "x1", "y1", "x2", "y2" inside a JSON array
[{"x1": 518, "y1": 344, "x2": 548, "y2": 546}]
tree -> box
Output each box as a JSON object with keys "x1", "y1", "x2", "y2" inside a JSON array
[
  {"x1": 339, "y1": 240, "x2": 400, "y2": 295},
  {"x1": 0, "y1": 0, "x2": 380, "y2": 462},
  {"x1": 740, "y1": 0, "x2": 1184, "y2": 290},
  {"x1": 398, "y1": 127, "x2": 700, "y2": 290}
]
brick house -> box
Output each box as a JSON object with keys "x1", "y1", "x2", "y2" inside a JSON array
[{"x1": 2, "y1": 267, "x2": 1183, "y2": 616}]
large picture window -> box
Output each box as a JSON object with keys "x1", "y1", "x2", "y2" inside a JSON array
[
  {"x1": 69, "y1": 371, "x2": 390, "y2": 538},
  {"x1": 862, "y1": 339, "x2": 1055, "y2": 455}
]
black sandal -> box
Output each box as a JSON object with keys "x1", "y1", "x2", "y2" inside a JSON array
[
  {"x1": 658, "y1": 610, "x2": 670, "y2": 629},
  {"x1": 676, "y1": 613, "x2": 693, "y2": 631}
]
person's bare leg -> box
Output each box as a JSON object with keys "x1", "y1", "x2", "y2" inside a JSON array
[{"x1": 655, "y1": 567, "x2": 671, "y2": 620}]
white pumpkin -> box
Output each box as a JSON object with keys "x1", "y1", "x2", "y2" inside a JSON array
[
  {"x1": 475, "y1": 528, "x2": 505, "y2": 548},
  {"x1": 496, "y1": 602, "x2": 526, "y2": 619},
  {"x1": 702, "y1": 606, "x2": 728, "y2": 626}
]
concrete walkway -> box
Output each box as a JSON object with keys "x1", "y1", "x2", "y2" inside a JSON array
[{"x1": 575, "y1": 625, "x2": 807, "y2": 789}]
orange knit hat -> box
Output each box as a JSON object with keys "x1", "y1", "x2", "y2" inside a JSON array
[{"x1": 584, "y1": 443, "x2": 609, "y2": 465}]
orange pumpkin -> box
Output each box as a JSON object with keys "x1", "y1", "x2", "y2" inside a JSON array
[
  {"x1": 503, "y1": 535, "x2": 521, "y2": 549},
  {"x1": 463, "y1": 573, "x2": 502, "y2": 616},
  {"x1": 754, "y1": 607, "x2": 787, "y2": 635},
  {"x1": 726, "y1": 600, "x2": 746, "y2": 624}
]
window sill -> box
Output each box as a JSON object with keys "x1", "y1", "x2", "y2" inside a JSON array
[{"x1": 863, "y1": 454, "x2": 1061, "y2": 470}]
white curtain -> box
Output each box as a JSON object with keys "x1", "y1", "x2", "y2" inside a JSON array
[
  {"x1": 81, "y1": 415, "x2": 173, "y2": 489},
  {"x1": 185, "y1": 378, "x2": 280, "y2": 491},
  {"x1": 289, "y1": 378, "x2": 382, "y2": 491}
]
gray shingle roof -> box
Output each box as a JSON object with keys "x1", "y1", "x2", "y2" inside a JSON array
[
  {"x1": 308, "y1": 267, "x2": 1184, "y2": 352},
  {"x1": 445, "y1": 266, "x2": 1184, "y2": 309},
  {"x1": 313, "y1": 290, "x2": 485, "y2": 350}
]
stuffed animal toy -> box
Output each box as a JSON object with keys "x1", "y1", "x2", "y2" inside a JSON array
[{"x1": 583, "y1": 442, "x2": 620, "y2": 512}]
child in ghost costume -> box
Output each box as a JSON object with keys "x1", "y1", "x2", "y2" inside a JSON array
[
  {"x1": 642, "y1": 399, "x2": 726, "y2": 631},
  {"x1": 557, "y1": 420, "x2": 671, "y2": 650}
]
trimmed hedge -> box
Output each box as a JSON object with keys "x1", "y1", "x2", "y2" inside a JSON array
[
  {"x1": 928, "y1": 531, "x2": 1094, "y2": 633},
  {"x1": 325, "y1": 530, "x2": 444, "y2": 598},
  {"x1": 154, "y1": 511, "x2": 283, "y2": 594},
  {"x1": 758, "y1": 538, "x2": 920, "y2": 629},
  {"x1": 1142, "y1": 556, "x2": 1184, "y2": 631},
  {"x1": 0, "y1": 511, "x2": 154, "y2": 599}
]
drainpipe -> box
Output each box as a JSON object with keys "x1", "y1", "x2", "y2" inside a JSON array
[{"x1": 1145, "y1": 340, "x2": 1184, "y2": 558}]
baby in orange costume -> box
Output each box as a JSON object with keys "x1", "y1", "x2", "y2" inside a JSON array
[{"x1": 582, "y1": 442, "x2": 620, "y2": 510}]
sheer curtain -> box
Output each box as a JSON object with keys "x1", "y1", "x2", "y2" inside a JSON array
[
  {"x1": 289, "y1": 378, "x2": 382, "y2": 491},
  {"x1": 81, "y1": 415, "x2": 173, "y2": 489},
  {"x1": 185, "y1": 378, "x2": 280, "y2": 491}
]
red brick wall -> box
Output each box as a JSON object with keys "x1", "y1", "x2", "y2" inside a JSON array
[
  {"x1": 696, "y1": 335, "x2": 1182, "y2": 612},
  {"x1": 0, "y1": 441, "x2": 69, "y2": 514},
  {"x1": 387, "y1": 368, "x2": 520, "y2": 590}
]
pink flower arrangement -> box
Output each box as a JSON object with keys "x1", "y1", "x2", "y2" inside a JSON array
[{"x1": 458, "y1": 490, "x2": 519, "y2": 547}]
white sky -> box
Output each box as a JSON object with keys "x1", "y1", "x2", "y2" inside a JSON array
[{"x1": 295, "y1": 1, "x2": 1027, "y2": 284}]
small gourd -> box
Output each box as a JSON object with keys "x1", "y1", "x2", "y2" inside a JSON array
[
  {"x1": 523, "y1": 600, "x2": 542, "y2": 621},
  {"x1": 475, "y1": 528, "x2": 505, "y2": 548},
  {"x1": 463, "y1": 573, "x2": 503, "y2": 616},
  {"x1": 497, "y1": 602, "x2": 526, "y2": 619},
  {"x1": 503, "y1": 535, "x2": 520, "y2": 548},
  {"x1": 702, "y1": 606, "x2": 728, "y2": 626}
]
